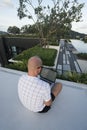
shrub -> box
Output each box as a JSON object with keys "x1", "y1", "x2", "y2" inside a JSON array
[
  {"x1": 79, "y1": 73, "x2": 87, "y2": 84},
  {"x1": 57, "y1": 71, "x2": 87, "y2": 84},
  {"x1": 6, "y1": 60, "x2": 27, "y2": 72}
]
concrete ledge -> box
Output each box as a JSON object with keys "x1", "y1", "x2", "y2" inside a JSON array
[
  {"x1": 0, "y1": 67, "x2": 87, "y2": 89},
  {"x1": 0, "y1": 67, "x2": 87, "y2": 130}
]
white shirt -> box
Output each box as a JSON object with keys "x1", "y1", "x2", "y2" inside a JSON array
[{"x1": 18, "y1": 74, "x2": 51, "y2": 112}]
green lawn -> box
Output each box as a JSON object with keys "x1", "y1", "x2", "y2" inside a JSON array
[{"x1": 6, "y1": 46, "x2": 57, "y2": 71}]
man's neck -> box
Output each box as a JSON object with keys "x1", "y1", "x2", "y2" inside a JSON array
[{"x1": 28, "y1": 72, "x2": 37, "y2": 77}]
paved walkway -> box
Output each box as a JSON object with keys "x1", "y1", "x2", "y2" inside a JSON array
[
  {"x1": 48, "y1": 45, "x2": 60, "y2": 69},
  {"x1": 77, "y1": 59, "x2": 87, "y2": 73},
  {"x1": 56, "y1": 39, "x2": 82, "y2": 74}
]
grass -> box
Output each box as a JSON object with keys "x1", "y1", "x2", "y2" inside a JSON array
[{"x1": 6, "y1": 45, "x2": 57, "y2": 71}]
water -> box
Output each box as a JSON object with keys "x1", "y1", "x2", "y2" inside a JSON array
[{"x1": 71, "y1": 39, "x2": 87, "y2": 53}]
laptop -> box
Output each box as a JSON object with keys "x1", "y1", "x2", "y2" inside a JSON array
[{"x1": 40, "y1": 67, "x2": 57, "y2": 85}]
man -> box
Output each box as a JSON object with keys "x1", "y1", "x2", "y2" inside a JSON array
[{"x1": 18, "y1": 56, "x2": 62, "y2": 113}]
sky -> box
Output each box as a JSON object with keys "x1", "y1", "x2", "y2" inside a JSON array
[{"x1": 0, "y1": 0, "x2": 87, "y2": 34}]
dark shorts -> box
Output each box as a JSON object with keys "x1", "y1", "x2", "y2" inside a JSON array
[{"x1": 38, "y1": 93, "x2": 55, "y2": 113}]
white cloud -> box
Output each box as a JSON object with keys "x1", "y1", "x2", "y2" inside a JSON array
[
  {"x1": 0, "y1": 0, "x2": 14, "y2": 8},
  {"x1": 72, "y1": 22, "x2": 87, "y2": 34},
  {"x1": 0, "y1": 25, "x2": 8, "y2": 31}
]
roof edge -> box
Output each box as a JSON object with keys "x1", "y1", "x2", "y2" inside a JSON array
[{"x1": 0, "y1": 67, "x2": 87, "y2": 90}]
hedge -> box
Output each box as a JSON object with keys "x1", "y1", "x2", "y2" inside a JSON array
[{"x1": 57, "y1": 71, "x2": 87, "y2": 84}]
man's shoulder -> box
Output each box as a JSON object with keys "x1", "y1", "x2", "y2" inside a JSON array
[
  {"x1": 19, "y1": 74, "x2": 28, "y2": 80},
  {"x1": 38, "y1": 78, "x2": 50, "y2": 87}
]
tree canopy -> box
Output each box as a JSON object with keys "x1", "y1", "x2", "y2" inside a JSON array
[
  {"x1": 20, "y1": 24, "x2": 38, "y2": 34},
  {"x1": 17, "y1": 0, "x2": 84, "y2": 45},
  {"x1": 7, "y1": 26, "x2": 20, "y2": 34}
]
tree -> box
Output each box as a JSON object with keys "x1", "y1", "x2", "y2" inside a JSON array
[
  {"x1": 7, "y1": 26, "x2": 20, "y2": 34},
  {"x1": 44, "y1": 0, "x2": 84, "y2": 40},
  {"x1": 21, "y1": 24, "x2": 38, "y2": 34},
  {"x1": 20, "y1": 25, "x2": 29, "y2": 33},
  {"x1": 17, "y1": 0, "x2": 84, "y2": 45}
]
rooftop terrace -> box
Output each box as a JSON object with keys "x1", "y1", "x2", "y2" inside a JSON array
[{"x1": 0, "y1": 67, "x2": 87, "y2": 130}]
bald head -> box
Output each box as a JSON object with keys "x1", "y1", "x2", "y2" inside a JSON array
[{"x1": 28, "y1": 56, "x2": 42, "y2": 72}]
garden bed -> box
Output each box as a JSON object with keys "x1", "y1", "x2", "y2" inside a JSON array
[{"x1": 6, "y1": 45, "x2": 57, "y2": 72}]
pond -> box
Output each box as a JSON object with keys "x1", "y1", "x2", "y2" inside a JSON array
[{"x1": 71, "y1": 39, "x2": 87, "y2": 53}]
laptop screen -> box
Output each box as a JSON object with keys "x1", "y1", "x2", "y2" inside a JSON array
[{"x1": 40, "y1": 67, "x2": 57, "y2": 83}]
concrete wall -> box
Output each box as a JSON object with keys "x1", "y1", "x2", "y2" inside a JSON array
[
  {"x1": 0, "y1": 37, "x2": 40, "y2": 66},
  {"x1": 0, "y1": 38, "x2": 8, "y2": 66}
]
